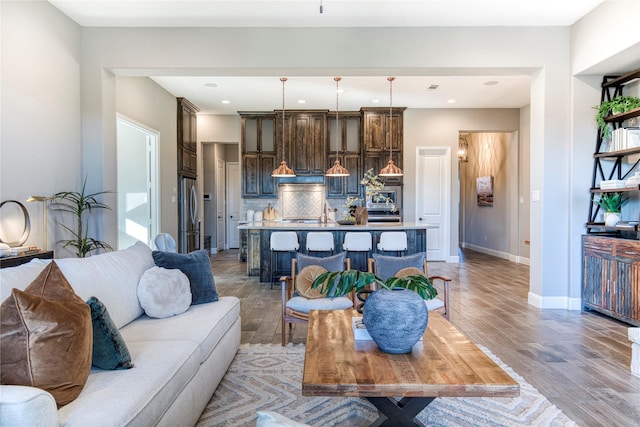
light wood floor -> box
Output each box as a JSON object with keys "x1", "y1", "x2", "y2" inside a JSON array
[{"x1": 210, "y1": 248, "x2": 640, "y2": 426}]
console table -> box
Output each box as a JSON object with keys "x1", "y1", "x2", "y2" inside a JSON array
[{"x1": 0, "y1": 250, "x2": 54, "y2": 269}]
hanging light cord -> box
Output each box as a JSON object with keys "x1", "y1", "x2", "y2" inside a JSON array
[
  {"x1": 281, "y1": 77, "x2": 286, "y2": 163},
  {"x1": 335, "y1": 77, "x2": 340, "y2": 158},
  {"x1": 388, "y1": 76, "x2": 394, "y2": 161},
  {"x1": 320, "y1": 0, "x2": 323, "y2": 14}
]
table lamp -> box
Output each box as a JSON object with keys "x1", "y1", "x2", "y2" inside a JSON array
[{"x1": 26, "y1": 196, "x2": 52, "y2": 251}]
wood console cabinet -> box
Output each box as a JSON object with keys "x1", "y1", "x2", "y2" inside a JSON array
[
  {"x1": 582, "y1": 236, "x2": 640, "y2": 326},
  {"x1": 240, "y1": 113, "x2": 277, "y2": 198},
  {"x1": 177, "y1": 98, "x2": 199, "y2": 178}
]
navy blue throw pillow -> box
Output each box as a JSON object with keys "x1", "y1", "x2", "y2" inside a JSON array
[
  {"x1": 152, "y1": 250, "x2": 218, "y2": 305},
  {"x1": 87, "y1": 297, "x2": 133, "y2": 370}
]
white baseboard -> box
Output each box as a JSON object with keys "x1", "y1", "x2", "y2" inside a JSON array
[
  {"x1": 461, "y1": 242, "x2": 529, "y2": 265},
  {"x1": 528, "y1": 292, "x2": 582, "y2": 311}
]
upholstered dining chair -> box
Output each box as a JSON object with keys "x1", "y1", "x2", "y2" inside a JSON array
[
  {"x1": 368, "y1": 252, "x2": 451, "y2": 320},
  {"x1": 280, "y1": 252, "x2": 352, "y2": 345}
]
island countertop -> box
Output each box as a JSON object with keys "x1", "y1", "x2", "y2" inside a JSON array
[{"x1": 237, "y1": 221, "x2": 436, "y2": 230}]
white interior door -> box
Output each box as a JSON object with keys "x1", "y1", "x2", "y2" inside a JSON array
[
  {"x1": 216, "y1": 159, "x2": 226, "y2": 251},
  {"x1": 416, "y1": 147, "x2": 451, "y2": 261},
  {"x1": 226, "y1": 162, "x2": 240, "y2": 249},
  {"x1": 116, "y1": 116, "x2": 159, "y2": 250}
]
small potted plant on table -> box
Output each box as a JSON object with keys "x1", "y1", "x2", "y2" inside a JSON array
[{"x1": 594, "y1": 192, "x2": 627, "y2": 227}]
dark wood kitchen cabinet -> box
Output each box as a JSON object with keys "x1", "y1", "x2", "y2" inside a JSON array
[
  {"x1": 361, "y1": 107, "x2": 405, "y2": 183},
  {"x1": 177, "y1": 98, "x2": 199, "y2": 178},
  {"x1": 282, "y1": 110, "x2": 327, "y2": 175},
  {"x1": 240, "y1": 112, "x2": 277, "y2": 198},
  {"x1": 327, "y1": 112, "x2": 362, "y2": 198}
]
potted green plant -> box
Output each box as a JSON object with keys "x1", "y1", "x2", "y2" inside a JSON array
[
  {"x1": 594, "y1": 192, "x2": 627, "y2": 227},
  {"x1": 343, "y1": 168, "x2": 397, "y2": 223},
  {"x1": 312, "y1": 269, "x2": 438, "y2": 353},
  {"x1": 594, "y1": 96, "x2": 640, "y2": 140},
  {"x1": 50, "y1": 177, "x2": 113, "y2": 257}
]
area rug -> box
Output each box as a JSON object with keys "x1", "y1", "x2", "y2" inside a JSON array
[{"x1": 196, "y1": 344, "x2": 577, "y2": 427}]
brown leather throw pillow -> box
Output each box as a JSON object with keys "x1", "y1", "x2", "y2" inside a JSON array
[{"x1": 0, "y1": 261, "x2": 92, "y2": 407}]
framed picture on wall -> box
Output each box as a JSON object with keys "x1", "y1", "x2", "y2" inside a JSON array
[{"x1": 477, "y1": 176, "x2": 493, "y2": 206}]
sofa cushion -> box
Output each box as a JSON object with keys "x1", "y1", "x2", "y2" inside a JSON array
[
  {"x1": 120, "y1": 296, "x2": 240, "y2": 363},
  {"x1": 285, "y1": 296, "x2": 353, "y2": 314},
  {"x1": 152, "y1": 250, "x2": 218, "y2": 305},
  {"x1": 57, "y1": 339, "x2": 201, "y2": 426},
  {"x1": 0, "y1": 262, "x2": 92, "y2": 407},
  {"x1": 87, "y1": 297, "x2": 133, "y2": 370},
  {"x1": 137, "y1": 266, "x2": 191, "y2": 318},
  {"x1": 56, "y1": 241, "x2": 155, "y2": 329},
  {"x1": 373, "y1": 252, "x2": 425, "y2": 281},
  {"x1": 0, "y1": 258, "x2": 51, "y2": 302}
]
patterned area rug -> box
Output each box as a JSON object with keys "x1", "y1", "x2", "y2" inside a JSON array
[{"x1": 197, "y1": 344, "x2": 577, "y2": 427}]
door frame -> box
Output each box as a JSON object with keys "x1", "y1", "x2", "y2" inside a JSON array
[
  {"x1": 415, "y1": 146, "x2": 451, "y2": 262},
  {"x1": 115, "y1": 114, "x2": 160, "y2": 249},
  {"x1": 226, "y1": 161, "x2": 240, "y2": 249}
]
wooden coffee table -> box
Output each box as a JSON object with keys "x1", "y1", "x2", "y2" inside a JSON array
[{"x1": 302, "y1": 310, "x2": 520, "y2": 427}]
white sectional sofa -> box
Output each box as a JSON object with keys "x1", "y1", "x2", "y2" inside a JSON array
[{"x1": 0, "y1": 242, "x2": 241, "y2": 427}]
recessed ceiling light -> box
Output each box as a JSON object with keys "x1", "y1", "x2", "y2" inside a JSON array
[
  {"x1": 221, "y1": 100, "x2": 230, "y2": 104},
  {"x1": 428, "y1": 84, "x2": 439, "y2": 90},
  {"x1": 205, "y1": 83, "x2": 218, "y2": 88},
  {"x1": 297, "y1": 100, "x2": 306, "y2": 104},
  {"x1": 447, "y1": 99, "x2": 456, "y2": 104},
  {"x1": 484, "y1": 81, "x2": 499, "y2": 86},
  {"x1": 372, "y1": 99, "x2": 380, "y2": 104}
]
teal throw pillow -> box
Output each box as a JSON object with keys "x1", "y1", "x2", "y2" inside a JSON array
[
  {"x1": 373, "y1": 252, "x2": 425, "y2": 281},
  {"x1": 87, "y1": 297, "x2": 133, "y2": 370},
  {"x1": 152, "y1": 250, "x2": 218, "y2": 305}
]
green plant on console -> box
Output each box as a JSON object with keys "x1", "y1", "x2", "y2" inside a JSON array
[
  {"x1": 594, "y1": 96, "x2": 640, "y2": 141},
  {"x1": 593, "y1": 192, "x2": 628, "y2": 213},
  {"x1": 51, "y1": 177, "x2": 113, "y2": 257},
  {"x1": 311, "y1": 269, "x2": 438, "y2": 301}
]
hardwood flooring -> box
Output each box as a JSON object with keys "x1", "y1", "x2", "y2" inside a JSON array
[{"x1": 210, "y1": 248, "x2": 640, "y2": 426}]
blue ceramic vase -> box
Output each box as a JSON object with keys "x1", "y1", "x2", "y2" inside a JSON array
[{"x1": 362, "y1": 288, "x2": 428, "y2": 354}]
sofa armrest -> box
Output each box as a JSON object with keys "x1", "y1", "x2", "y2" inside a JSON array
[{"x1": 0, "y1": 385, "x2": 58, "y2": 427}]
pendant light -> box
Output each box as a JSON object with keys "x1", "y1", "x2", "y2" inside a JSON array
[
  {"x1": 272, "y1": 77, "x2": 296, "y2": 177},
  {"x1": 379, "y1": 76, "x2": 403, "y2": 177},
  {"x1": 326, "y1": 76, "x2": 350, "y2": 177}
]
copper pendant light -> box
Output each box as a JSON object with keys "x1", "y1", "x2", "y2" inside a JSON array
[
  {"x1": 379, "y1": 76, "x2": 403, "y2": 177},
  {"x1": 326, "y1": 76, "x2": 350, "y2": 177},
  {"x1": 272, "y1": 77, "x2": 296, "y2": 177}
]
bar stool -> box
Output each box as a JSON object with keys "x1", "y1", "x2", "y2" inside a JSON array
[
  {"x1": 270, "y1": 232, "x2": 299, "y2": 288},
  {"x1": 377, "y1": 231, "x2": 407, "y2": 256},
  {"x1": 343, "y1": 232, "x2": 372, "y2": 271},
  {"x1": 305, "y1": 232, "x2": 335, "y2": 256}
]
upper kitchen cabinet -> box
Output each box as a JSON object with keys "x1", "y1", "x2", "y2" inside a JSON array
[
  {"x1": 281, "y1": 110, "x2": 327, "y2": 175},
  {"x1": 327, "y1": 112, "x2": 362, "y2": 198},
  {"x1": 361, "y1": 107, "x2": 405, "y2": 183},
  {"x1": 240, "y1": 112, "x2": 277, "y2": 198},
  {"x1": 177, "y1": 98, "x2": 199, "y2": 178}
]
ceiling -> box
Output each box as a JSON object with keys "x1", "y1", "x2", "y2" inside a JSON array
[{"x1": 48, "y1": 0, "x2": 608, "y2": 115}]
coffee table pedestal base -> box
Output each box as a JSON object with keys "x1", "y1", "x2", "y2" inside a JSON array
[{"x1": 366, "y1": 396, "x2": 435, "y2": 427}]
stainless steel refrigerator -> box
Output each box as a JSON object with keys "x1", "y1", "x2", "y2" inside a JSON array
[{"x1": 179, "y1": 176, "x2": 200, "y2": 253}]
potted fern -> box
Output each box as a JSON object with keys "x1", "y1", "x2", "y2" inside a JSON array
[
  {"x1": 594, "y1": 192, "x2": 627, "y2": 227},
  {"x1": 594, "y1": 96, "x2": 640, "y2": 140},
  {"x1": 50, "y1": 177, "x2": 113, "y2": 257}
]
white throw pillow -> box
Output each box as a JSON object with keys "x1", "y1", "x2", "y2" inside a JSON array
[
  {"x1": 137, "y1": 266, "x2": 191, "y2": 318},
  {"x1": 0, "y1": 258, "x2": 51, "y2": 302},
  {"x1": 256, "y1": 411, "x2": 310, "y2": 427}
]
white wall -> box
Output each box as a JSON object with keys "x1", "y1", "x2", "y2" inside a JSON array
[
  {"x1": 1, "y1": 1, "x2": 81, "y2": 252},
  {"x1": 115, "y1": 77, "x2": 179, "y2": 241}
]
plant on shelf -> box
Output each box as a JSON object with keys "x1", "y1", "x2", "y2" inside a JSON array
[
  {"x1": 594, "y1": 192, "x2": 628, "y2": 227},
  {"x1": 50, "y1": 177, "x2": 113, "y2": 257},
  {"x1": 343, "y1": 168, "x2": 397, "y2": 222},
  {"x1": 594, "y1": 96, "x2": 640, "y2": 140}
]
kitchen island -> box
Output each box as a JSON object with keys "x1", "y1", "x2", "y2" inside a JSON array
[{"x1": 237, "y1": 221, "x2": 435, "y2": 282}]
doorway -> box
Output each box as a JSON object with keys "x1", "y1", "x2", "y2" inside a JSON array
[
  {"x1": 416, "y1": 146, "x2": 451, "y2": 261},
  {"x1": 226, "y1": 162, "x2": 240, "y2": 249},
  {"x1": 116, "y1": 116, "x2": 159, "y2": 249}
]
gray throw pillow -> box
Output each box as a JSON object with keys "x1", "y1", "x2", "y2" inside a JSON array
[
  {"x1": 87, "y1": 297, "x2": 133, "y2": 370},
  {"x1": 296, "y1": 252, "x2": 346, "y2": 273},
  {"x1": 373, "y1": 252, "x2": 425, "y2": 281},
  {"x1": 152, "y1": 250, "x2": 218, "y2": 304}
]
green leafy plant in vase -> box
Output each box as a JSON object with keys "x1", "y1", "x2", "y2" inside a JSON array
[
  {"x1": 343, "y1": 168, "x2": 397, "y2": 223},
  {"x1": 594, "y1": 192, "x2": 628, "y2": 227},
  {"x1": 594, "y1": 96, "x2": 640, "y2": 141},
  {"x1": 50, "y1": 177, "x2": 113, "y2": 257}
]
